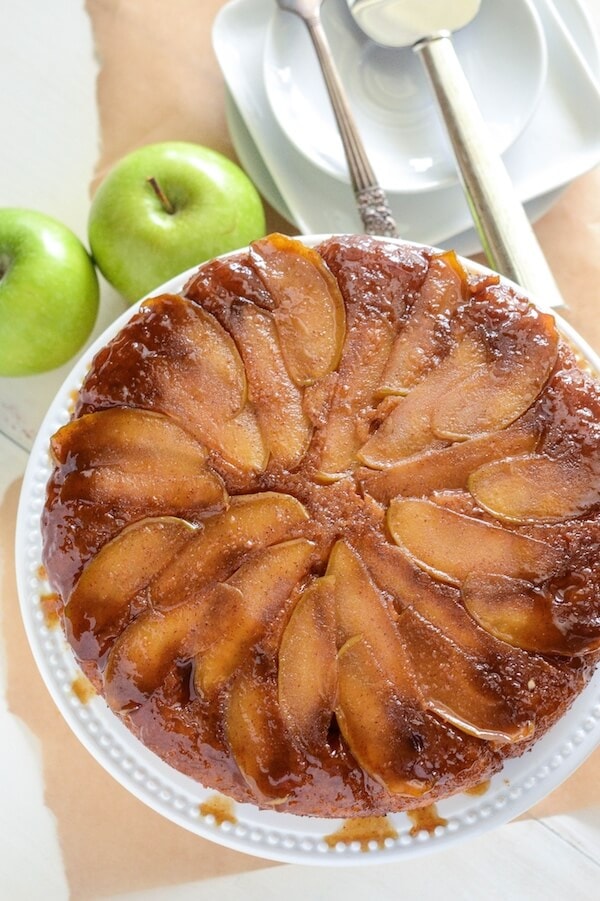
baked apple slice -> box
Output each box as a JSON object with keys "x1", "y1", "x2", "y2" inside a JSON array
[
  {"x1": 432, "y1": 309, "x2": 558, "y2": 440},
  {"x1": 317, "y1": 315, "x2": 396, "y2": 479},
  {"x1": 469, "y1": 454, "x2": 600, "y2": 523},
  {"x1": 360, "y1": 422, "x2": 539, "y2": 503},
  {"x1": 360, "y1": 535, "x2": 488, "y2": 659},
  {"x1": 194, "y1": 538, "x2": 315, "y2": 696},
  {"x1": 330, "y1": 540, "x2": 530, "y2": 744},
  {"x1": 334, "y1": 629, "x2": 496, "y2": 795},
  {"x1": 105, "y1": 537, "x2": 313, "y2": 711},
  {"x1": 358, "y1": 335, "x2": 487, "y2": 468},
  {"x1": 65, "y1": 516, "x2": 195, "y2": 660},
  {"x1": 378, "y1": 252, "x2": 465, "y2": 396},
  {"x1": 462, "y1": 573, "x2": 600, "y2": 656},
  {"x1": 148, "y1": 492, "x2": 309, "y2": 610},
  {"x1": 327, "y1": 540, "x2": 483, "y2": 793},
  {"x1": 53, "y1": 407, "x2": 227, "y2": 514},
  {"x1": 361, "y1": 536, "x2": 573, "y2": 742},
  {"x1": 278, "y1": 575, "x2": 337, "y2": 752},
  {"x1": 387, "y1": 498, "x2": 562, "y2": 585},
  {"x1": 228, "y1": 301, "x2": 312, "y2": 466},
  {"x1": 396, "y1": 605, "x2": 534, "y2": 742},
  {"x1": 327, "y1": 540, "x2": 408, "y2": 687},
  {"x1": 249, "y1": 233, "x2": 346, "y2": 386},
  {"x1": 226, "y1": 659, "x2": 304, "y2": 804},
  {"x1": 104, "y1": 598, "x2": 206, "y2": 711},
  {"x1": 335, "y1": 635, "x2": 434, "y2": 797},
  {"x1": 146, "y1": 300, "x2": 267, "y2": 472},
  {"x1": 141, "y1": 295, "x2": 246, "y2": 422},
  {"x1": 327, "y1": 541, "x2": 431, "y2": 793}
]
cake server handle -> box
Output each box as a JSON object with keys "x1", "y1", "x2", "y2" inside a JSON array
[{"x1": 414, "y1": 33, "x2": 566, "y2": 309}]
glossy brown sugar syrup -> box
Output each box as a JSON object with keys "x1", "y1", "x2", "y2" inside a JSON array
[{"x1": 42, "y1": 235, "x2": 600, "y2": 818}]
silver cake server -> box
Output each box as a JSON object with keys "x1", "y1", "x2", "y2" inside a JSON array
[{"x1": 348, "y1": 0, "x2": 566, "y2": 308}]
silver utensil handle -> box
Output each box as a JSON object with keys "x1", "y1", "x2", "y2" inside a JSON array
[
  {"x1": 414, "y1": 33, "x2": 565, "y2": 309},
  {"x1": 306, "y1": 16, "x2": 398, "y2": 237}
]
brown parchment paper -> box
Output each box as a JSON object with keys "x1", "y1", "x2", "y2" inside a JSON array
[
  {"x1": 3, "y1": 0, "x2": 599, "y2": 897},
  {"x1": 1, "y1": 483, "x2": 274, "y2": 901},
  {"x1": 86, "y1": 0, "x2": 293, "y2": 235}
]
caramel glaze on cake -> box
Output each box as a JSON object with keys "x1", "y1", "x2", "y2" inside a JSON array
[{"x1": 42, "y1": 234, "x2": 600, "y2": 817}]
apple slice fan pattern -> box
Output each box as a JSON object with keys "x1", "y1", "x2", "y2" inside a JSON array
[{"x1": 41, "y1": 233, "x2": 600, "y2": 818}]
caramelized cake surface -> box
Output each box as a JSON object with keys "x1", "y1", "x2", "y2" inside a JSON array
[{"x1": 42, "y1": 235, "x2": 600, "y2": 816}]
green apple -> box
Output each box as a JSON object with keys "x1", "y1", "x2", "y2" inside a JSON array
[
  {"x1": 88, "y1": 142, "x2": 267, "y2": 302},
  {"x1": 0, "y1": 209, "x2": 99, "y2": 377}
]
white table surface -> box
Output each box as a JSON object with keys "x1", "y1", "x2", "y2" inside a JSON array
[{"x1": 1, "y1": 2, "x2": 599, "y2": 899}]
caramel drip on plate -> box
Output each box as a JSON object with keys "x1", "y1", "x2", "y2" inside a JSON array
[
  {"x1": 407, "y1": 803, "x2": 448, "y2": 837},
  {"x1": 71, "y1": 673, "x2": 96, "y2": 704},
  {"x1": 324, "y1": 816, "x2": 398, "y2": 851},
  {"x1": 199, "y1": 794, "x2": 237, "y2": 826},
  {"x1": 465, "y1": 779, "x2": 491, "y2": 797},
  {"x1": 39, "y1": 592, "x2": 62, "y2": 629},
  {"x1": 37, "y1": 564, "x2": 48, "y2": 581},
  {"x1": 68, "y1": 389, "x2": 79, "y2": 414}
]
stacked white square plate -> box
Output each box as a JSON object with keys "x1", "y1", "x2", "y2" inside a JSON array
[{"x1": 213, "y1": 0, "x2": 600, "y2": 257}]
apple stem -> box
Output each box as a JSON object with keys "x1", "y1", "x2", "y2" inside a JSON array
[
  {"x1": 147, "y1": 176, "x2": 175, "y2": 214},
  {"x1": 0, "y1": 253, "x2": 10, "y2": 283}
]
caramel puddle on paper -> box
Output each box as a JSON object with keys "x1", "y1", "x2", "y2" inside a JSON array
[
  {"x1": 465, "y1": 779, "x2": 491, "y2": 797},
  {"x1": 324, "y1": 816, "x2": 398, "y2": 851},
  {"x1": 407, "y1": 804, "x2": 448, "y2": 837},
  {"x1": 200, "y1": 795, "x2": 237, "y2": 827},
  {"x1": 71, "y1": 673, "x2": 96, "y2": 705},
  {"x1": 1, "y1": 479, "x2": 271, "y2": 901}
]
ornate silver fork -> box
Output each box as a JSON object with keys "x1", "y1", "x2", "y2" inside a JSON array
[{"x1": 276, "y1": 0, "x2": 398, "y2": 237}]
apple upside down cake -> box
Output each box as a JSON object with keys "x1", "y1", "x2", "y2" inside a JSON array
[{"x1": 42, "y1": 234, "x2": 600, "y2": 816}]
